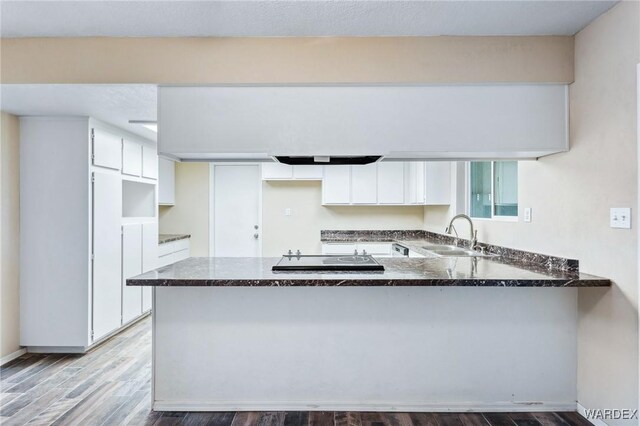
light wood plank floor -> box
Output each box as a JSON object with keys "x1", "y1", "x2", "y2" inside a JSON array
[{"x1": 1, "y1": 316, "x2": 590, "y2": 426}]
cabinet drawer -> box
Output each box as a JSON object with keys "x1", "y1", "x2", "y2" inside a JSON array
[
  {"x1": 321, "y1": 243, "x2": 357, "y2": 255},
  {"x1": 158, "y1": 238, "x2": 190, "y2": 257},
  {"x1": 158, "y1": 249, "x2": 190, "y2": 268}
]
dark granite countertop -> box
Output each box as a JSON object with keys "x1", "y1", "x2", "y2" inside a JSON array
[
  {"x1": 158, "y1": 234, "x2": 191, "y2": 245},
  {"x1": 127, "y1": 256, "x2": 610, "y2": 288}
]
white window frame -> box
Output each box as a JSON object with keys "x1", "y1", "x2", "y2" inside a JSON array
[{"x1": 465, "y1": 161, "x2": 518, "y2": 222}]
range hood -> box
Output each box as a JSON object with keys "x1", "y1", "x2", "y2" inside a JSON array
[
  {"x1": 275, "y1": 155, "x2": 382, "y2": 165},
  {"x1": 158, "y1": 85, "x2": 569, "y2": 161}
]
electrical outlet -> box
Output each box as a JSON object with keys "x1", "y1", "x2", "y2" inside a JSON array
[
  {"x1": 284, "y1": 208, "x2": 292, "y2": 216},
  {"x1": 610, "y1": 207, "x2": 631, "y2": 229},
  {"x1": 524, "y1": 207, "x2": 532, "y2": 223}
]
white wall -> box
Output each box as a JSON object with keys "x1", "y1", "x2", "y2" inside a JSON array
[
  {"x1": 262, "y1": 181, "x2": 424, "y2": 256},
  {"x1": 159, "y1": 162, "x2": 210, "y2": 256},
  {"x1": 425, "y1": 2, "x2": 639, "y2": 421},
  {"x1": 1, "y1": 112, "x2": 21, "y2": 360}
]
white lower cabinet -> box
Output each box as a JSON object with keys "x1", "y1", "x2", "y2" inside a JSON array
[
  {"x1": 322, "y1": 243, "x2": 391, "y2": 257},
  {"x1": 122, "y1": 224, "x2": 143, "y2": 324},
  {"x1": 92, "y1": 171, "x2": 123, "y2": 341},
  {"x1": 158, "y1": 238, "x2": 191, "y2": 268}
]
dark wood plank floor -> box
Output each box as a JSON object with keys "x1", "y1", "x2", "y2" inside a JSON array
[{"x1": 1, "y1": 317, "x2": 592, "y2": 426}]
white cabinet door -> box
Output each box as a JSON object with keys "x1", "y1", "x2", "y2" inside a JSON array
[
  {"x1": 142, "y1": 222, "x2": 158, "y2": 312},
  {"x1": 322, "y1": 243, "x2": 357, "y2": 254},
  {"x1": 122, "y1": 140, "x2": 142, "y2": 177},
  {"x1": 92, "y1": 129, "x2": 121, "y2": 171},
  {"x1": 377, "y1": 162, "x2": 405, "y2": 204},
  {"x1": 424, "y1": 162, "x2": 452, "y2": 205},
  {"x1": 406, "y1": 162, "x2": 426, "y2": 204},
  {"x1": 142, "y1": 145, "x2": 158, "y2": 179},
  {"x1": 322, "y1": 166, "x2": 351, "y2": 204},
  {"x1": 122, "y1": 224, "x2": 142, "y2": 323},
  {"x1": 262, "y1": 163, "x2": 293, "y2": 180},
  {"x1": 158, "y1": 158, "x2": 176, "y2": 205},
  {"x1": 92, "y1": 172, "x2": 122, "y2": 341},
  {"x1": 351, "y1": 164, "x2": 377, "y2": 204},
  {"x1": 293, "y1": 165, "x2": 323, "y2": 180},
  {"x1": 356, "y1": 243, "x2": 392, "y2": 256}
]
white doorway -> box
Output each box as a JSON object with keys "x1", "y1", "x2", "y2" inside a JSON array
[{"x1": 210, "y1": 164, "x2": 262, "y2": 257}]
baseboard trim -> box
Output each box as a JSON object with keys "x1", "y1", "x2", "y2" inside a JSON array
[
  {"x1": 153, "y1": 401, "x2": 577, "y2": 413},
  {"x1": 25, "y1": 311, "x2": 151, "y2": 354},
  {"x1": 0, "y1": 348, "x2": 27, "y2": 366},
  {"x1": 577, "y1": 403, "x2": 608, "y2": 426}
]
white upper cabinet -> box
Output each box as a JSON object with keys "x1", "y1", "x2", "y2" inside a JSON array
[
  {"x1": 122, "y1": 139, "x2": 142, "y2": 177},
  {"x1": 424, "y1": 162, "x2": 452, "y2": 205},
  {"x1": 158, "y1": 158, "x2": 176, "y2": 205},
  {"x1": 262, "y1": 163, "x2": 293, "y2": 180},
  {"x1": 322, "y1": 166, "x2": 351, "y2": 204},
  {"x1": 159, "y1": 85, "x2": 568, "y2": 161},
  {"x1": 351, "y1": 164, "x2": 377, "y2": 204},
  {"x1": 262, "y1": 163, "x2": 323, "y2": 180},
  {"x1": 293, "y1": 165, "x2": 323, "y2": 180},
  {"x1": 320, "y1": 161, "x2": 450, "y2": 206},
  {"x1": 142, "y1": 145, "x2": 158, "y2": 179},
  {"x1": 378, "y1": 162, "x2": 405, "y2": 204},
  {"x1": 92, "y1": 128, "x2": 121, "y2": 170},
  {"x1": 405, "y1": 163, "x2": 426, "y2": 204}
]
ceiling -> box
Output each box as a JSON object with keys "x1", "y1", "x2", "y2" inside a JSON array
[
  {"x1": 1, "y1": 1, "x2": 618, "y2": 38},
  {"x1": 0, "y1": 85, "x2": 158, "y2": 141}
]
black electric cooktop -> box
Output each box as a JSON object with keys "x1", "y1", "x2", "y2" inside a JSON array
[{"x1": 272, "y1": 255, "x2": 385, "y2": 272}]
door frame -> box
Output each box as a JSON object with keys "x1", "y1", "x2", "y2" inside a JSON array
[{"x1": 208, "y1": 163, "x2": 263, "y2": 257}]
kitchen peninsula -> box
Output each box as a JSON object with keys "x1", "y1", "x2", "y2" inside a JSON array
[{"x1": 128, "y1": 233, "x2": 609, "y2": 413}]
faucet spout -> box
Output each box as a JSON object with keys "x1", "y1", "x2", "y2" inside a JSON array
[{"x1": 446, "y1": 214, "x2": 478, "y2": 250}]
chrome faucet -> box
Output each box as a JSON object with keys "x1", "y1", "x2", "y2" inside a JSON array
[{"x1": 445, "y1": 214, "x2": 478, "y2": 250}]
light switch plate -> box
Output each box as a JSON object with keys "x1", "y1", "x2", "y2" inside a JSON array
[
  {"x1": 524, "y1": 207, "x2": 532, "y2": 223},
  {"x1": 610, "y1": 207, "x2": 631, "y2": 229}
]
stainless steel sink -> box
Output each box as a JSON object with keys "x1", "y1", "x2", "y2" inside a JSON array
[
  {"x1": 422, "y1": 245, "x2": 458, "y2": 251},
  {"x1": 421, "y1": 244, "x2": 495, "y2": 258}
]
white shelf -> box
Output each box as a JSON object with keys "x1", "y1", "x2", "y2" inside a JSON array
[{"x1": 123, "y1": 180, "x2": 156, "y2": 218}]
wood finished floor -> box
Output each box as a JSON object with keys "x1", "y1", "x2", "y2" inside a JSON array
[{"x1": 1, "y1": 317, "x2": 591, "y2": 426}]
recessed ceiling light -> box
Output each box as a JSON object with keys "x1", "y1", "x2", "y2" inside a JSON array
[{"x1": 129, "y1": 120, "x2": 157, "y2": 133}]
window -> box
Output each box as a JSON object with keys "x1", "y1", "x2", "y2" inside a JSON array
[{"x1": 469, "y1": 161, "x2": 518, "y2": 219}]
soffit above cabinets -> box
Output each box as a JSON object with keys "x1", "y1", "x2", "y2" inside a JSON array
[{"x1": 158, "y1": 85, "x2": 568, "y2": 161}]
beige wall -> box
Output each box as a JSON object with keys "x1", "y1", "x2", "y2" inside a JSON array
[
  {"x1": 262, "y1": 181, "x2": 424, "y2": 257},
  {"x1": 1, "y1": 112, "x2": 21, "y2": 359},
  {"x1": 425, "y1": 2, "x2": 639, "y2": 418},
  {"x1": 159, "y1": 162, "x2": 210, "y2": 257},
  {"x1": 0, "y1": 36, "x2": 573, "y2": 84}
]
